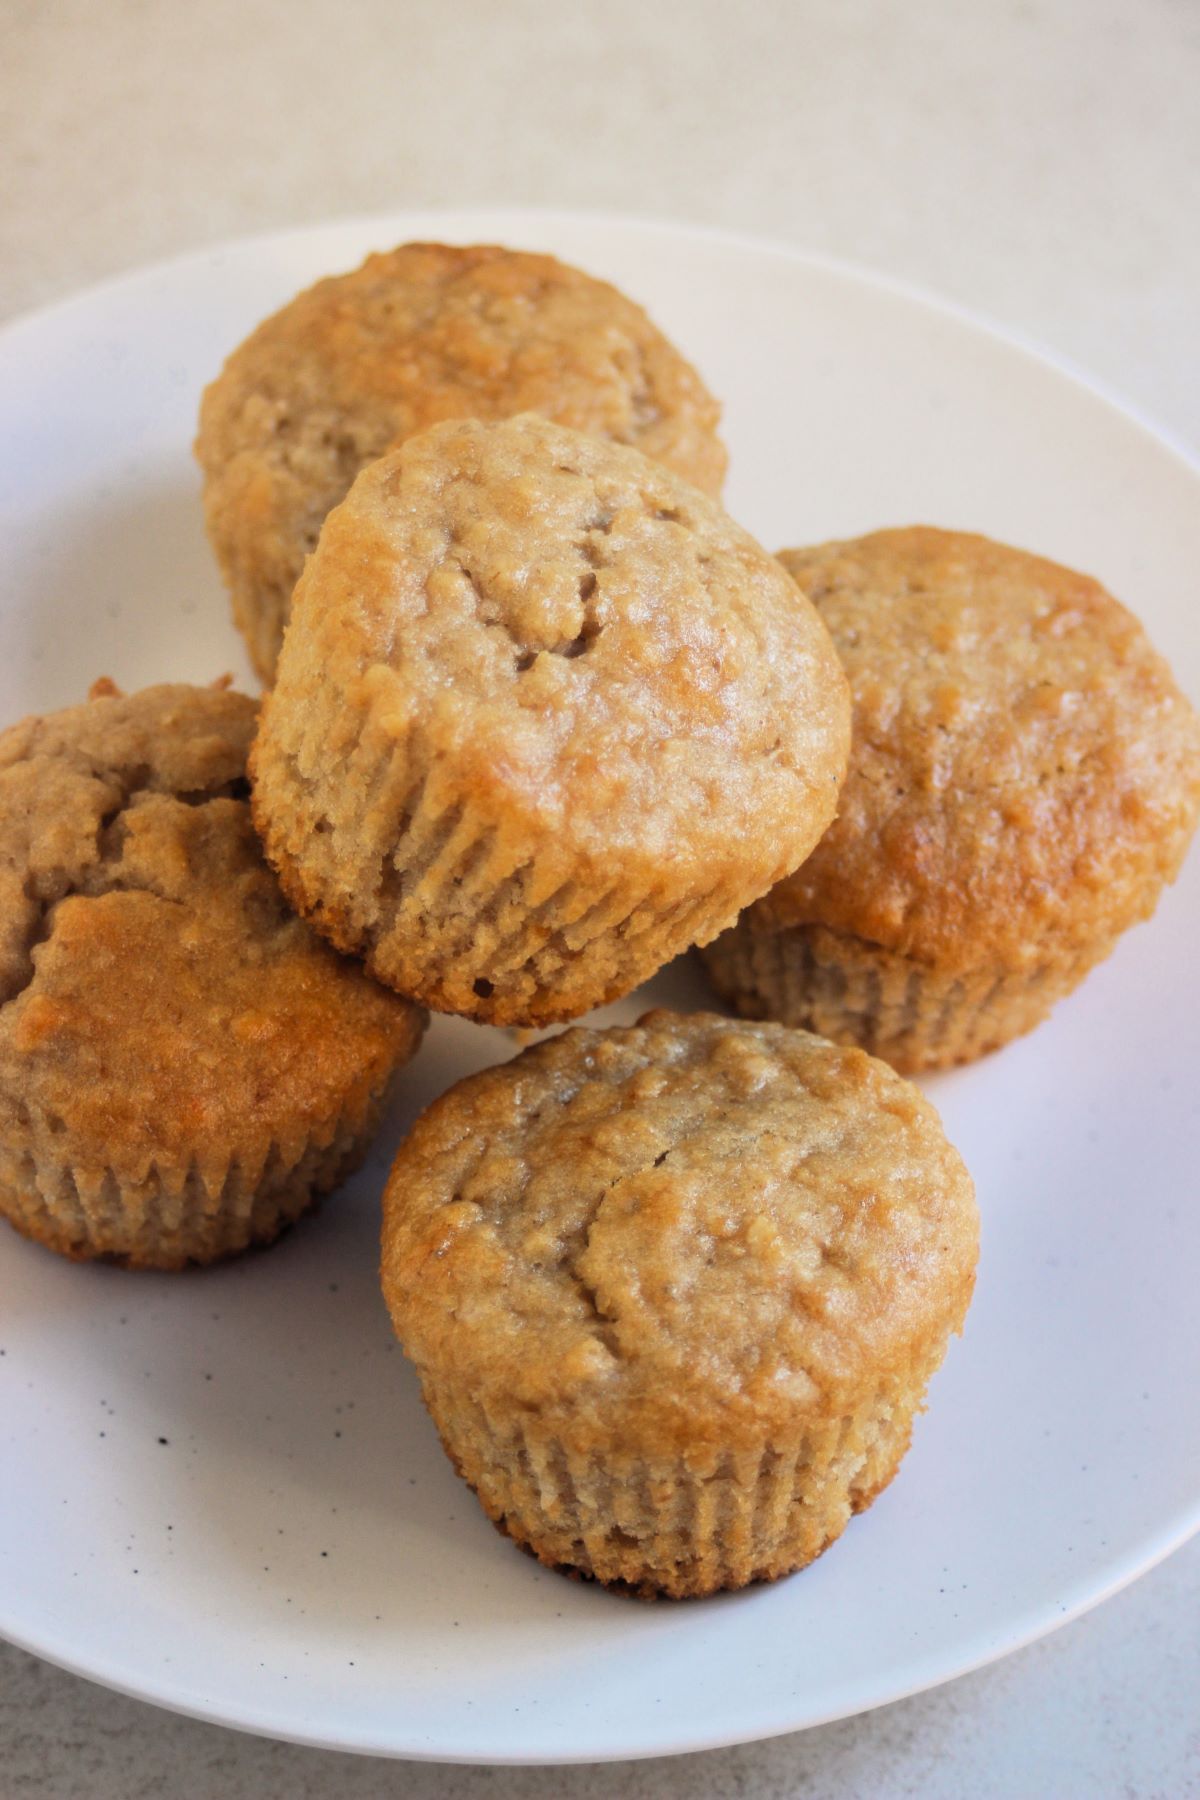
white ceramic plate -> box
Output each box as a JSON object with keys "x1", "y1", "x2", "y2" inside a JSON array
[{"x1": 1, "y1": 210, "x2": 1198, "y2": 1766}]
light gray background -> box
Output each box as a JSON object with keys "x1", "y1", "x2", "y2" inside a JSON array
[{"x1": 3, "y1": 1, "x2": 1198, "y2": 1794}]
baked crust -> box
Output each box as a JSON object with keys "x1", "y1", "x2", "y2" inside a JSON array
[
  {"x1": 251, "y1": 415, "x2": 850, "y2": 1026},
  {"x1": 196, "y1": 242, "x2": 728, "y2": 679},
  {"x1": 762, "y1": 527, "x2": 1200, "y2": 972},
  {"x1": 382, "y1": 1011, "x2": 977, "y2": 1595},
  {"x1": 0, "y1": 681, "x2": 424, "y2": 1266}
]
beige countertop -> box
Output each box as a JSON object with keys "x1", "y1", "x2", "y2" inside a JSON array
[{"x1": 3, "y1": 1, "x2": 1199, "y2": 1794}]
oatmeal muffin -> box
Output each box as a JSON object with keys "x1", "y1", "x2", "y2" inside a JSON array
[
  {"x1": 197, "y1": 242, "x2": 728, "y2": 679},
  {"x1": 250, "y1": 414, "x2": 850, "y2": 1028},
  {"x1": 382, "y1": 1010, "x2": 977, "y2": 1598},
  {"x1": 0, "y1": 680, "x2": 425, "y2": 1268},
  {"x1": 703, "y1": 527, "x2": 1200, "y2": 1072}
]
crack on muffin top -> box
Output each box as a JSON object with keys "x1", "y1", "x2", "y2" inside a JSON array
[
  {"x1": 263, "y1": 414, "x2": 851, "y2": 874},
  {"x1": 0, "y1": 686, "x2": 264, "y2": 1008},
  {"x1": 0, "y1": 682, "x2": 422, "y2": 1172},
  {"x1": 382, "y1": 1012, "x2": 977, "y2": 1443}
]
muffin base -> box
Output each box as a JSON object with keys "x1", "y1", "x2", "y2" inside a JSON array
[
  {"x1": 419, "y1": 1349, "x2": 940, "y2": 1600},
  {"x1": 701, "y1": 919, "x2": 1107, "y2": 1074},
  {"x1": 253, "y1": 703, "x2": 763, "y2": 1029},
  {"x1": 475, "y1": 1427, "x2": 910, "y2": 1601},
  {"x1": 0, "y1": 1092, "x2": 392, "y2": 1271}
]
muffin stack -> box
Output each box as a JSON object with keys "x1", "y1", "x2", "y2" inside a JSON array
[{"x1": 3, "y1": 241, "x2": 1197, "y2": 1600}]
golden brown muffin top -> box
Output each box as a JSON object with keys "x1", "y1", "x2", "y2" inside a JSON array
[
  {"x1": 199, "y1": 242, "x2": 725, "y2": 496},
  {"x1": 0, "y1": 682, "x2": 423, "y2": 1185},
  {"x1": 197, "y1": 243, "x2": 727, "y2": 676},
  {"x1": 257, "y1": 414, "x2": 849, "y2": 889},
  {"x1": 762, "y1": 528, "x2": 1200, "y2": 971},
  {"x1": 382, "y1": 1012, "x2": 977, "y2": 1458}
]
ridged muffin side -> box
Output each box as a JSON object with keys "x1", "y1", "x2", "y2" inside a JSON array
[
  {"x1": 0, "y1": 681, "x2": 425, "y2": 1269},
  {"x1": 702, "y1": 920, "x2": 1106, "y2": 1075},
  {"x1": 425, "y1": 1352, "x2": 941, "y2": 1598},
  {"x1": 0, "y1": 1108, "x2": 387, "y2": 1270},
  {"x1": 382, "y1": 1012, "x2": 978, "y2": 1598}
]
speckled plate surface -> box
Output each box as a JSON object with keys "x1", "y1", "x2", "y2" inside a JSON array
[{"x1": 1, "y1": 210, "x2": 1198, "y2": 1764}]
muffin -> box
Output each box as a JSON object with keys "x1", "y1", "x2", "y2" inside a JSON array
[
  {"x1": 250, "y1": 414, "x2": 851, "y2": 1028},
  {"x1": 0, "y1": 680, "x2": 425, "y2": 1268},
  {"x1": 382, "y1": 1010, "x2": 977, "y2": 1598},
  {"x1": 196, "y1": 242, "x2": 728, "y2": 679},
  {"x1": 704, "y1": 527, "x2": 1200, "y2": 1072}
]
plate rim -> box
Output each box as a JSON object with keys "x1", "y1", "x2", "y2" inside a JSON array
[
  {"x1": 2, "y1": 201, "x2": 1197, "y2": 480},
  {"x1": 3, "y1": 1506, "x2": 1198, "y2": 1765},
  {"x1": 1, "y1": 203, "x2": 1198, "y2": 1764}
]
